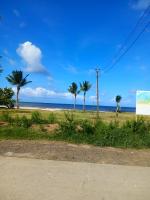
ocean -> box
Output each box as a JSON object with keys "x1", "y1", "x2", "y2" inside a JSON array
[{"x1": 20, "y1": 102, "x2": 136, "y2": 113}]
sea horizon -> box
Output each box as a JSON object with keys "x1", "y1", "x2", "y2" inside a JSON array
[{"x1": 20, "y1": 101, "x2": 136, "y2": 113}]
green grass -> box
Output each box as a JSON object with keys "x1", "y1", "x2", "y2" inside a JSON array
[
  {"x1": 0, "y1": 108, "x2": 139, "y2": 123},
  {"x1": 1, "y1": 118, "x2": 150, "y2": 148},
  {"x1": 1, "y1": 108, "x2": 150, "y2": 149},
  {"x1": 0, "y1": 126, "x2": 51, "y2": 140}
]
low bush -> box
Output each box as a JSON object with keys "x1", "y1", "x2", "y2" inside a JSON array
[
  {"x1": 1, "y1": 110, "x2": 150, "y2": 149},
  {"x1": 31, "y1": 111, "x2": 43, "y2": 124},
  {"x1": 79, "y1": 120, "x2": 95, "y2": 135},
  {"x1": 58, "y1": 112, "x2": 77, "y2": 136},
  {"x1": 47, "y1": 112, "x2": 57, "y2": 124},
  {"x1": 13, "y1": 115, "x2": 32, "y2": 128},
  {"x1": 0, "y1": 126, "x2": 51, "y2": 140},
  {"x1": 55, "y1": 114, "x2": 150, "y2": 148},
  {"x1": 0, "y1": 111, "x2": 13, "y2": 124}
]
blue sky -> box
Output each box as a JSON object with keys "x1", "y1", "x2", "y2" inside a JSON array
[{"x1": 0, "y1": 0, "x2": 150, "y2": 107}]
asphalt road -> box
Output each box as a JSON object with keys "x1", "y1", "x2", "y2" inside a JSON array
[{"x1": 0, "y1": 156, "x2": 150, "y2": 200}]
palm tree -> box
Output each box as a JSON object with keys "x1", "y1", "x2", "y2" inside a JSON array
[
  {"x1": 115, "y1": 95, "x2": 122, "y2": 117},
  {"x1": 80, "y1": 81, "x2": 92, "y2": 111},
  {"x1": 6, "y1": 70, "x2": 32, "y2": 109},
  {"x1": 68, "y1": 82, "x2": 80, "y2": 110}
]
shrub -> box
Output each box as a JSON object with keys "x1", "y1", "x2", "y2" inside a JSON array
[
  {"x1": 12, "y1": 115, "x2": 31, "y2": 128},
  {"x1": 58, "y1": 112, "x2": 77, "y2": 135},
  {"x1": 79, "y1": 120, "x2": 95, "y2": 135},
  {"x1": 31, "y1": 111, "x2": 43, "y2": 124},
  {"x1": 0, "y1": 87, "x2": 15, "y2": 108},
  {"x1": 47, "y1": 112, "x2": 57, "y2": 124},
  {"x1": 21, "y1": 116, "x2": 32, "y2": 128},
  {"x1": 123, "y1": 117, "x2": 149, "y2": 134},
  {"x1": 1, "y1": 110, "x2": 150, "y2": 149},
  {"x1": 0, "y1": 111, "x2": 13, "y2": 124},
  {"x1": 13, "y1": 115, "x2": 21, "y2": 126},
  {"x1": 0, "y1": 126, "x2": 51, "y2": 140}
]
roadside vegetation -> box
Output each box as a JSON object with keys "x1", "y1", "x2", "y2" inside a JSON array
[
  {"x1": 1, "y1": 109, "x2": 150, "y2": 149},
  {"x1": 1, "y1": 67, "x2": 150, "y2": 149}
]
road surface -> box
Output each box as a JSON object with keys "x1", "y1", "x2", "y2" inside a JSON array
[{"x1": 0, "y1": 156, "x2": 150, "y2": 200}]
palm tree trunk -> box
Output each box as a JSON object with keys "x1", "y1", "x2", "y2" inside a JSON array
[
  {"x1": 74, "y1": 95, "x2": 76, "y2": 110},
  {"x1": 16, "y1": 86, "x2": 20, "y2": 109},
  {"x1": 83, "y1": 93, "x2": 86, "y2": 111},
  {"x1": 116, "y1": 102, "x2": 119, "y2": 117}
]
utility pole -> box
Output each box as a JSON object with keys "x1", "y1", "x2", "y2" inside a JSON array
[{"x1": 95, "y1": 68, "x2": 100, "y2": 116}]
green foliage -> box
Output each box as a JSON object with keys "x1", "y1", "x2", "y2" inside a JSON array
[
  {"x1": 68, "y1": 82, "x2": 79, "y2": 96},
  {"x1": 31, "y1": 111, "x2": 43, "y2": 124},
  {"x1": 0, "y1": 111, "x2": 13, "y2": 123},
  {"x1": 47, "y1": 112, "x2": 57, "y2": 124},
  {"x1": 13, "y1": 115, "x2": 32, "y2": 128},
  {"x1": 0, "y1": 126, "x2": 51, "y2": 140},
  {"x1": 80, "y1": 81, "x2": 92, "y2": 93},
  {"x1": 6, "y1": 70, "x2": 32, "y2": 87},
  {"x1": 79, "y1": 120, "x2": 95, "y2": 135},
  {"x1": 68, "y1": 82, "x2": 80, "y2": 109},
  {"x1": 55, "y1": 115, "x2": 150, "y2": 148},
  {"x1": 116, "y1": 95, "x2": 122, "y2": 116},
  {"x1": 0, "y1": 87, "x2": 15, "y2": 108},
  {"x1": 1, "y1": 110, "x2": 150, "y2": 149},
  {"x1": 116, "y1": 95, "x2": 122, "y2": 103},
  {"x1": 6, "y1": 70, "x2": 32, "y2": 108},
  {"x1": 0, "y1": 111, "x2": 32, "y2": 128},
  {"x1": 80, "y1": 81, "x2": 92, "y2": 111},
  {"x1": 58, "y1": 112, "x2": 77, "y2": 135}
]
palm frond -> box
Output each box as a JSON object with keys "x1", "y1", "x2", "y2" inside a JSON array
[
  {"x1": 6, "y1": 70, "x2": 31, "y2": 87},
  {"x1": 68, "y1": 82, "x2": 78, "y2": 95},
  {"x1": 80, "y1": 81, "x2": 92, "y2": 92},
  {"x1": 116, "y1": 95, "x2": 122, "y2": 103}
]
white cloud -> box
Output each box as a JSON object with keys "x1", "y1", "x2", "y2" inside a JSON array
[
  {"x1": 12, "y1": 87, "x2": 83, "y2": 100},
  {"x1": 13, "y1": 9, "x2": 20, "y2": 17},
  {"x1": 131, "y1": 0, "x2": 150, "y2": 10},
  {"x1": 17, "y1": 41, "x2": 48, "y2": 74}
]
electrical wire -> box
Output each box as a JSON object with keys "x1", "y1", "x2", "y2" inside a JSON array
[{"x1": 103, "y1": 5, "x2": 150, "y2": 73}]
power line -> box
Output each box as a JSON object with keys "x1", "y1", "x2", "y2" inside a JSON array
[
  {"x1": 103, "y1": 5, "x2": 150, "y2": 73},
  {"x1": 104, "y1": 20, "x2": 150, "y2": 73}
]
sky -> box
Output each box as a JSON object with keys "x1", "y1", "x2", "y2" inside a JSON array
[{"x1": 0, "y1": 0, "x2": 150, "y2": 107}]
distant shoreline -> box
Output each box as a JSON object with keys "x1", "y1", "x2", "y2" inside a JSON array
[
  {"x1": 20, "y1": 106, "x2": 108, "y2": 112},
  {"x1": 19, "y1": 102, "x2": 135, "y2": 113},
  {"x1": 20, "y1": 106, "x2": 65, "y2": 111}
]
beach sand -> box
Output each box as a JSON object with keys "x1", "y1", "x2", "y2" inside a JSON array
[{"x1": 20, "y1": 106, "x2": 67, "y2": 111}]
